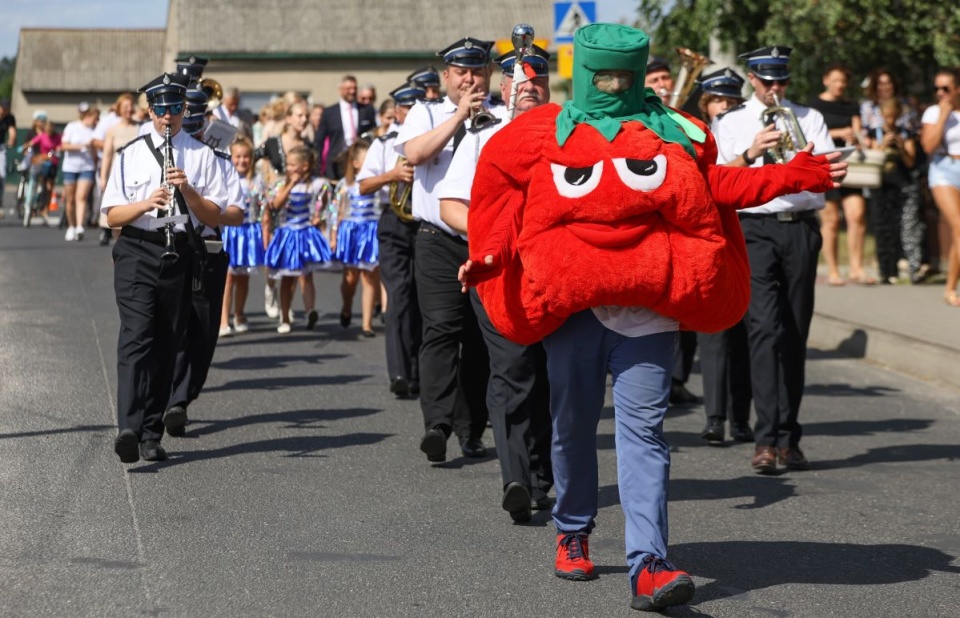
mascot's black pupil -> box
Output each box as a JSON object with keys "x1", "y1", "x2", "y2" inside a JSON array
[
  {"x1": 564, "y1": 167, "x2": 593, "y2": 186},
  {"x1": 626, "y1": 159, "x2": 657, "y2": 176}
]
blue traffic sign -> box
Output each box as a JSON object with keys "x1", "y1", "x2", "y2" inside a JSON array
[{"x1": 554, "y1": 1, "x2": 596, "y2": 44}]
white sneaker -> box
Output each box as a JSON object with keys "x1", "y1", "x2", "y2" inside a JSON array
[
  {"x1": 264, "y1": 283, "x2": 279, "y2": 319},
  {"x1": 64, "y1": 227, "x2": 76, "y2": 242},
  {"x1": 218, "y1": 325, "x2": 234, "y2": 337},
  {"x1": 287, "y1": 309, "x2": 296, "y2": 324},
  {"x1": 277, "y1": 322, "x2": 292, "y2": 334},
  {"x1": 74, "y1": 226, "x2": 85, "y2": 241},
  {"x1": 233, "y1": 319, "x2": 249, "y2": 334}
]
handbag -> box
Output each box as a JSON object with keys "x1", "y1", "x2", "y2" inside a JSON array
[{"x1": 841, "y1": 148, "x2": 884, "y2": 189}]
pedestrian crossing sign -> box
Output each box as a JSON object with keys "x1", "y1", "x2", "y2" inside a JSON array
[{"x1": 554, "y1": 1, "x2": 595, "y2": 44}]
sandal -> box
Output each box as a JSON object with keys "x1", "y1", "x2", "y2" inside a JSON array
[
  {"x1": 827, "y1": 274, "x2": 846, "y2": 286},
  {"x1": 945, "y1": 291, "x2": 960, "y2": 307},
  {"x1": 848, "y1": 274, "x2": 878, "y2": 286}
]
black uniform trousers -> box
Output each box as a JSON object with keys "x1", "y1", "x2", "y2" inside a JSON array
[
  {"x1": 470, "y1": 289, "x2": 552, "y2": 495},
  {"x1": 113, "y1": 228, "x2": 193, "y2": 442},
  {"x1": 377, "y1": 207, "x2": 421, "y2": 384},
  {"x1": 168, "y1": 247, "x2": 230, "y2": 410},
  {"x1": 671, "y1": 330, "x2": 698, "y2": 384},
  {"x1": 697, "y1": 319, "x2": 752, "y2": 426},
  {"x1": 740, "y1": 214, "x2": 821, "y2": 448},
  {"x1": 414, "y1": 223, "x2": 489, "y2": 441}
]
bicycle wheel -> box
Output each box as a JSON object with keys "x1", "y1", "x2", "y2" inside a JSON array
[
  {"x1": 15, "y1": 176, "x2": 26, "y2": 221},
  {"x1": 22, "y1": 176, "x2": 36, "y2": 228}
]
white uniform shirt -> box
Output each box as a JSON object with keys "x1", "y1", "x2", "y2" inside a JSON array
[
  {"x1": 356, "y1": 127, "x2": 401, "y2": 205},
  {"x1": 208, "y1": 152, "x2": 245, "y2": 238},
  {"x1": 921, "y1": 105, "x2": 960, "y2": 156},
  {"x1": 212, "y1": 105, "x2": 242, "y2": 130},
  {"x1": 714, "y1": 95, "x2": 832, "y2": 214},
  {"x1": 395, "y1": 96, "x2": 500, "y2": 234},
  {"x1": 61, "y1": 120, "x2": 96, "y2": 173},
  {"x1": 100, "y1": 125, "x2": 228, "y2": 232}
]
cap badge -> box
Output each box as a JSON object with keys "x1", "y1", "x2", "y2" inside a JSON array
[
  {"x1": 724, "y1": 69, "x2": 733, "y2": 78},
  {"x1": 771, "y1": 47, "x2": 780, "y2": 58},
  {"x1": 162, "y1": 74, "x2": 171, "y2": 85},
  {"x1": 464, "y1": 39, "x2": 474, "y2": 49}
]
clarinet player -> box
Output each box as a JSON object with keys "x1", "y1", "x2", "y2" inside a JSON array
[{"x1": 101, "y1": 72, "x2": 227, "y2": 463}]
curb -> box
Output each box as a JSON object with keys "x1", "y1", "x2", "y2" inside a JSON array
[{"x1": 809, "y1": 311, "x2": 960, "y2": 391}]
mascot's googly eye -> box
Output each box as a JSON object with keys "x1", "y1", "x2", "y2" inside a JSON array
[
  {"x1": 613, "y1": 155, "x2": 667, "y2": 192},
  {"x1": 551, "y1": 161, "x2": 604, "y2": 198}
]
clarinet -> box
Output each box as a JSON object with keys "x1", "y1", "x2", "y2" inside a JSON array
[{"x1": 160, "y1": 125, "x2": 178, "y2": 261}]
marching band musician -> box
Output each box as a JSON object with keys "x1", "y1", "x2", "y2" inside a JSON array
[
  {"x1": 163, "y1": 83, "x2": 246, "y2": 438},
  {"x1": 713, "y1": 46, "x2": 833, "y2": 474},
  {"x1": 406, "y1": 66, "x2": 442, "y2": 102},
  {"x1": 357, "y1": 83, "x2": 425, "y2": 398},
  {"x1": 437, "y1": 44, "x2": 554, "y2": 523},
  {"x1": 394, "y1": 36, "x2": 498, "y2": 463},
  {"x1": 101, "y1": 72, "x2": 227, "y2": 463}
]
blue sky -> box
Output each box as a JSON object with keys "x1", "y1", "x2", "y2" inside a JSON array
[{"x1": 1, "y1": 0, "x2": 640, "y2": 59}]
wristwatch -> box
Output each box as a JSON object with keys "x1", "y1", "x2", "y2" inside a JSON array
[{"x1": 742, "y1": 148, "x2": 757, "y2": 165}]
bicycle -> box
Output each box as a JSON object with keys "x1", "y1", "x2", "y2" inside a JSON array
[{"x1": 16, "y1": 148, "x2": 53, "y2": 228}]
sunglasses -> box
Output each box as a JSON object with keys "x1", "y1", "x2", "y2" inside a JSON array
[
  {"x1": 759, "y1": 78, "x2": 789, "y2": 88},
  {"x1": 152, "y1": 103, "x2": 184, "y2": 116},
  {"x1": 934, "y1": 85, "x2": 952, "y2": 93}
]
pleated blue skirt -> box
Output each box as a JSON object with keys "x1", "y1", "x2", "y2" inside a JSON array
[
  {"x1": 264, "y1": 225, "x2": 332, "y2": 278},
  {"x1": 335, "y1": 219, "x2": 380, "y2": 270},
  {"x1": 223, "y1": 222, "x2": 265, "y2": 274}
]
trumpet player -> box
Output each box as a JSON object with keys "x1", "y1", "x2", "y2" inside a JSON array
[
  {"x1": 101, "y1": 72, "x2": 228, "y2": 464},
  {"x1": 644, "y1": 56, "x2": 674, "y2": 106},
  {"x1": 394, "y1": 36, "x2": 497, "y2": 463},
  {"x1": 713, "y1": 46, "x2": 833, "y2": 474},
  {"x1": 440, "y1": 43, "x2": 554, "y2": 523},
  {"x1": 357, "y1": 83, "x2": 425, "y2": 398}
]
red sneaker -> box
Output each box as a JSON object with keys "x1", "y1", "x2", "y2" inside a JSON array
[
  {"x1": 554, "y1": 532, "x2": 596, "y2": 581},
  {"x1": 631, "y1": 556, "x2": 695, "y2": 611}
]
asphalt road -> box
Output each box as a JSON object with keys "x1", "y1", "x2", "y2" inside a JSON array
[{"x1": 1, "y1": 218, "x2": 959, "y2": 617}]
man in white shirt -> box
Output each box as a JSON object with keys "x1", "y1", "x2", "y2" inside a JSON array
[
  {"x1": 713, "y1": 46, "x2": 833, "y2": 474},
  {"x1": 394, "y1": 36, "x2": 498, "y2": 463},
  {"x1": 101, "y1": 71, "x2": 228, "y2": 464}
]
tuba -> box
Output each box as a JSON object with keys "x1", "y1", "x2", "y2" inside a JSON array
[
  {"x1": 760, "y1": 93, "x2": 807, "y2": 163},
  {"x1": 668, "y1": 48, "x2": 712, "y2": 108},
  {"x1": 199, "y1": 77, "x2": 223, "y2": 112},
  {"x1": 388, "y1": 155, "x2": 414, "y2": 222}
]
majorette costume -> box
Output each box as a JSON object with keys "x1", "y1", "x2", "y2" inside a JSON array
[
  {"x1": 223, "y1": 175, "x2": 266, "y2": 275},
  {"x1": 334, "y1": 180, "x2": 382, "y2": 270},
  {"x1": 264, "y1": 177, "x2": 333, "y2": 277},
  {"x1": 465, "y1": 24, "x2": 836, "y2": 611}
]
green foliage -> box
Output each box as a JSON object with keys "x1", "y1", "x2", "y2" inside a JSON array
[
  {"x1": 0, "y1": 56, "x2": 16, "y2": 100},
  {"x1": 635, "y1": 0, "x2": 960, "y2": 102}
]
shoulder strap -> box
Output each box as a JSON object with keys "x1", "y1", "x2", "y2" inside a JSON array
[
  {"x1": 116, "y1": 133, "x2": 148, "y2": 154},
  {"x1": 145, "y1": 139, "x2": 207, "y2": 257}
]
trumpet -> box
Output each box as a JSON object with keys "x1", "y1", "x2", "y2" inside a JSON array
[
  {"x1": 761, "y1": 93, "x2": 807, "y2": 164},
  {"x1": 160, "y1": 126, "x2": 178, "y2": 261},
  {"x1": 388, "y1": 155, "x2": 414, "y2": 222},
  {"x1": 668, "y1": 48, "x2": 712, "y2": 108}
]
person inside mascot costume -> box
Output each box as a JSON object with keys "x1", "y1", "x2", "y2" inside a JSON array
[{"x1": 461, "y1": 23, "x2": 846, "y2": 612}]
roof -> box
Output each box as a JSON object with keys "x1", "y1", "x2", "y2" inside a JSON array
[
  {"x1": 16, "y1": 29, "x2": 165, "y2": 92},
  {"x1": 170, "y1": 0, "x2": 555, "y2": 57}
]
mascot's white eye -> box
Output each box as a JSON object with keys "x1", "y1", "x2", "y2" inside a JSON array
[
  {"x1": 551, "y1": 161, "x2": 603, "y2": 198},
  {"x1": 613, "y1": 154, "x2": 667, "y2": 192}
]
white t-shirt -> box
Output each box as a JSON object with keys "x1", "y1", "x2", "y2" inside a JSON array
[
  {"x1": 356, "y1": 128, "x2": 400, "y2": 205},
  {"x1": 61, "y1": 121, "x2": 96, "y2": 173},
  {"x1": 921, "y1": 105, "x2": 960, "y2": 155}
]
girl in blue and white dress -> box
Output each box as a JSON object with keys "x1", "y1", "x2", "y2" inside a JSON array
[
  {"x1": 264, "y1": 146, "x2": 333, "y2": 333},
  {"x1": 220, "y1": 138, "x2": 266, "y2": 336},
  {"x1": 332, "y1": 139, "x2": 381, "y2": 337}
]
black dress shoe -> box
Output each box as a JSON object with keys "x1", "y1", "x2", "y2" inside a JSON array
[
  {"x1": 460, "y1": 437, "x2": 487, "y2": 458},
  {"x1": 419, "y1": 428, "x2": 447, "y2": 462},
  {"x1": 389, "y1": 377, "x2": 410, "y2": 397},
  {"x1": 700, "y1": 420, "x2": 725, "y2": 445},
  {"x1": 163, "y1": 405, "x2": 188, "y2": 437},
  {"x1": 360, "y1": 329, "x2": 376, "y2": 338},
  {"x1": 730, "y1": 423, "x2": 755, "y2": 443},
  {"x1": 139, "y1": 440, "x2": 167, "y2": 462},
  {"x1": 669, "y1": 382, "x2": 699, "y2": 406},
  {"x1": 502, "y1": 482, "x2": 532, "y2": 523},
  {"x1": 409, "y1": 381, "x2": 420, "y2": 396},
  {"x1": 306, "y1": 310, "x2": 319, "y2": 330},
  {"x1": 531, "y1": 488, "x2": 554, "y2": 511},
  {"x1": 114, "y1": 429, "x2": 139, "y2": 463},
  {"x1": 339, "y1": 311, "x2": 352, "y2": 328}
]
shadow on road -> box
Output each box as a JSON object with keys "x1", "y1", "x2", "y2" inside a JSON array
[
  {"x1": 0, "y1": 423, "x2": 114, "y2": 440},
  {"x1": 128, "y1": 432, "x2": 393, "y2": 472},
  {"x1": 814, "y1": 443, "x2": 960, "y2": 470},
  {"x1": 808, "y1": 329, "x2": 868, "y2": 359},
  {"x1": 802, "y1": 418, "x2": 933, "y2": 436},
  {"x1": 672, "y1": 541, "x2": 960, "y2": 604},
  {"x1": 187, "y1": 407, "x2": 382, "y2": 437},
  {"x1": 202, "y1": 374, "x2": 371, "y2": 393},
  {"x1": 211, "y1": 353, "x2": 348, "y2": 371},
  {"x1": 598, "y1": 476, "x2": 796, "y2": 511},
  {"x1": 804, "y1": 383, "x2": 900, "y2": 397}
]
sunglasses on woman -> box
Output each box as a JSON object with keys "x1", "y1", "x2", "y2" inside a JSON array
[{"x1": 152, "y1": 103, "x2": 184, "y2": 116}]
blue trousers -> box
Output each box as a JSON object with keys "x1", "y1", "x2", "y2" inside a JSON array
[{"x1": 542, "y1": 310, "x2": 676, "y2": 583}]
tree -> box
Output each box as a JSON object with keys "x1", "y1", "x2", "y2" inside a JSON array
[
  {"x1": 0, "y1": 56, "x2": 16, "y2": 100},
  {"x1": 636, "y1": 0, "x2": 960, "y2": 101}
]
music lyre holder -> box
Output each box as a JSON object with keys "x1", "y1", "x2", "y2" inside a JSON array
[{"x1": 148, "y1": 213, "x2": 189, "y2": 230}]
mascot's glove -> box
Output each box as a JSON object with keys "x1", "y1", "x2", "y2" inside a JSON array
[{"x1": 708, "y1": 147, "x2": 839, "y2": 210}]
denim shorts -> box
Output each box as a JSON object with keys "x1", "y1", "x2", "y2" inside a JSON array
[
  {"x1": 62, "y1": 169, "x2": 96, "y2": 184},
  {"x1": 927, "y1": 155, "x2": 960, "y2": 189}
]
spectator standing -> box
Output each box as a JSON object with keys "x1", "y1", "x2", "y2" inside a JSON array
[
  {"x1": 98, "y1": 94, "x2": 143, "y2": 245},
  {"x1": 0, "y1": 100, "x2": 16, "y2": 215},
  {"x1": 315, "y1": 75, "x2": 376, "y2": 179},
  {"x1": 60, "y1": 103, "x2": 100, "y2": 241}
]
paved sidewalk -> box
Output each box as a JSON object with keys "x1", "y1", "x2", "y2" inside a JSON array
[{"x1": 810, "y1": 271, "x2": 960, "y2": 390}]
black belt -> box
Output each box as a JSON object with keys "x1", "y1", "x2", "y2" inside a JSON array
[
  {"x1": 418, "y1": 221, "x2": 467, "y2": 244},
  {"x1": 121, "y1": 226, "x2": 190, "y2": 245},
  {"x1": 739, "y1": 210, "x2": 817, "y2": 222}
]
